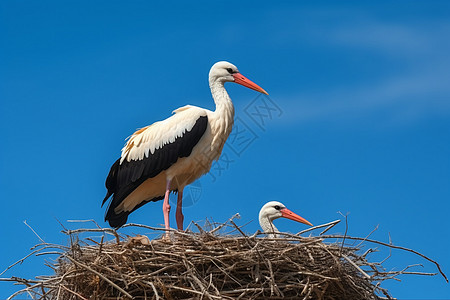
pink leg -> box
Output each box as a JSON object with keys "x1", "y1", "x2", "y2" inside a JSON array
[
  {"x1": 162, "y1": 180, "x2": 172, "y2": 236},
  {"x1": 176, "y1": 187, "x2": 184, "y2": 231}
]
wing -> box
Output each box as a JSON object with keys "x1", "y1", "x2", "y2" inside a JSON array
[{"x1": 103, "y1": 107, "x2": 208, "y2": 228}]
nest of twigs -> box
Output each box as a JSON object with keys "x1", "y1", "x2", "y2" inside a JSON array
[{"x1": 2, "y1": 216, "x2": 447, "y2": 300}]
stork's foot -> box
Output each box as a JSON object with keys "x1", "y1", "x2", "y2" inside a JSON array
[
  {"x1": 161, "y1": 233, "x2": 172, "y2": 241},
  {"x1": 125, "y1": 234, "x2": 151, "y2": 247}
]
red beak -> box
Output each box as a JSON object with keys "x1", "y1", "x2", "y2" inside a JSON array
[
  {"x1": 280, "y1": 208, "x2": 313, "y2": 226},
  {"x1": 232, "y1": 73, "x2": 269, "y2": 95}
]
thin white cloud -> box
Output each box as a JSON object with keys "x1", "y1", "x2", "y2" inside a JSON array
[
  {"x1": 273, "y1": 14, "x2": 450, "y2": 126},
  {"x1": 281, "y1": 67, "x2": 450, "y2": 126},
  {"x1": 328, "y1": 19, "x2": 450, "y2": 60}
]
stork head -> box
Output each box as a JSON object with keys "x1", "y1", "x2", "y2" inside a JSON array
[
  {"x1": 209, "y1": 61, "x2": 268, "y2": 95},
  {"x1": 259, "y1": 201, "x2": 313, "y2": 228}
]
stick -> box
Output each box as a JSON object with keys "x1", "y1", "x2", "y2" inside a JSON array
[
  {"x1": 147, "y1": 281, "x2": 160, "y2": 300},
  {"x1": 296, "y1": 220, "x2": 341, "y2": 236},
  {"x1": 60, "y1": 284, "x2": 88, "y2": 300},
  {"x1": 210, "y1": 213, "x2": 241, "y2": 234},
  {"x1": 24, "y1": 220, "x2": 45, "y2": 243},
  {"x1": 338, "y1": 212, "x2": 349, "y2": 256},
  {"x1": 65, "y1": 255, "x2": 133, "y2": 298},
  {"x1": 0, "y1": 249, "x2": 44, "y2": 277},
  {"x1": 320, "y1": 234, "x2": 448, "y2": 282},
  {"x1": 342, "y1": 254, "x2": 371, "y2": 279}
]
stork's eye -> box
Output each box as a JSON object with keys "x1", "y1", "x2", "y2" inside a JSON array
[
  {"x1": 274, "y1": 205, "x2": 281, "y2": 210},
  {"x1": 226, "y1": 68, "x2": 233, "y2": 74}
]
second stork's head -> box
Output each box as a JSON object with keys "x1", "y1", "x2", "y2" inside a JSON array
[
  {"x1": 259, "y1": 201, "x2": 313, "y2": 235},
  {"x1": 209, "y1": 61, "x2": 268, "y2": 95}
]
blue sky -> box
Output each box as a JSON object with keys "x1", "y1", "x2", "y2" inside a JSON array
[{"x1": 1, "y1": 1, "x2": 449, "y2": 298}]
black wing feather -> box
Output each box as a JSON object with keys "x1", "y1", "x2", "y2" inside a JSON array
[{"x1": 102, "y1": 115, "x2": 208, "y2": 228}]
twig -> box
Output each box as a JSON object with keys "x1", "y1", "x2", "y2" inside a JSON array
[
  {"x1": 23, "y1": 220, "x2": 45, "y2": 243},
  {"x1": 342, "y1": 254, "x2": 371, "y2": 279},
  {"x1": 337, "y1": 212, "x2": 349, "y2": 256},
  {"x1": 192, "y1": 221, "x2": 206, "y2": 234},
  {"x1": 167, "y1": 285, "x2": 223, "y2": 299},
  {"x1": 53, "y1": 217, "x2": 68, "y2": 232},
  {"x1": 64, "y1": 255, "x2": 133, "y2": 298},
  {"x1": 122, "y1": 223, "x2": 175, "y2": 232},
  {"x1": 60, "y1": 284, "x2": 88, "y2": 300},
  {"x1": 355, "y1": 224, "x2": 379, "y2": 249},
  {"x1": 296, "y1": 219, "x2": 341, "y2": 236},
  {"x1": 0, "y1": 249, "x2": 43, "y2": 277},
  {"x1": 146, "y1": 281, "x2": 160, "y2": 300},
  {"x1": 320, "y1": 220, "x2": 341, "y2": 235},
  {"x1": 379, "y1": 233, "x2": 392, "y2": 265},
  {"x1": 320, "y1": 234, "x2": 448, "y2": 282},
  {"x1": 210, "y1": 213, "x2": 241, "y2": 234}
]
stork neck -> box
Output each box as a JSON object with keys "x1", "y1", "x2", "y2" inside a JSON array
[
  {"x1": 259, "y1": 216, "x2": 279, "y2": 238},
  {"x1": 209, "y1": 80, "x2": 235, "y2": 118}
]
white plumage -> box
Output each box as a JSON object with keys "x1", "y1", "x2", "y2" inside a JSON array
[{"x1": 120, "y1": 106, "x2": 207, "y2": 163}]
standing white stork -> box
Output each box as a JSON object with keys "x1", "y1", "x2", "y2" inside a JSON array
[
  {"x1": 259, "y1": 201, "x2": 313, "y2": 238},
  {"x1": 102, "y1": 61, "x2": 268, "y2": 233}
]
